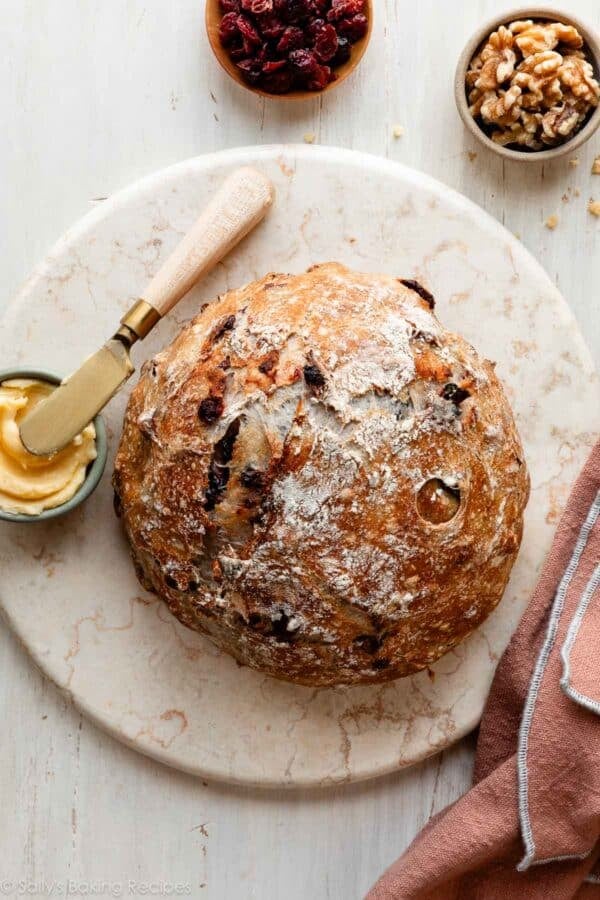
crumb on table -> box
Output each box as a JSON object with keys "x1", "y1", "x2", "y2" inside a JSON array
[
  {"x1": 592, "y1": 157, "x2": 600, "y2": 175},
  {"x1": 392, "y1": 125, "x2": 404, "y2": 139},
  {"x1": 468, "y1": 151, "x2": 477, "y2": 162},
  {"x1": 569, "y1": 158, "x2": 580, "y2": 168},
  {"x1": 589, "y1": 200, "x2": 600, "y2": 217},
  {"x1": 303, "y1": 132, "x2": 316, "y2": 144},
  {"x1": 545, "y1": 214, "x2": 559, "y2": 230}
]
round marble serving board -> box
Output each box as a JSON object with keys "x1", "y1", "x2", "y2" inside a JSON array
[{"x1": 1, "y1": 145, "x2": 599, "y2": 788}]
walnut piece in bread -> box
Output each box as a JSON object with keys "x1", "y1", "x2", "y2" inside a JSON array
[{"x1": 114, "y1": 264, "x2": 530, "y2": 686}]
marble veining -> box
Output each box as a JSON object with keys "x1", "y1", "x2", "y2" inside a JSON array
[{"x1": 0, "y1": 145, "x2": 598, "y2": 787}]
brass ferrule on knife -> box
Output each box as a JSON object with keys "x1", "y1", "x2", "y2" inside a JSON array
[{"x1": 115, "y1": 299, "x2": 161, "y2": 345}]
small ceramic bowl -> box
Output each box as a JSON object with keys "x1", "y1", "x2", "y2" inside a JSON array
[
  {"x1": 455, "y1": 7, "x2": 600, "y2": 162},
  {"x1": 0, "y1": 369, "x2": 107, "y2": 524},
  {"x1": 205, "y1": 0, "x2": 373, "y2": 101}
]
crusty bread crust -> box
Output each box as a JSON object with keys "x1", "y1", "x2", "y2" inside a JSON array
[{"x1": 114, "y1": 263, "x2": 530, "y2": 686}]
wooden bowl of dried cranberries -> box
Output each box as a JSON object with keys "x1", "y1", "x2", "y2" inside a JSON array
[{"x1": 206, "y1": 0, "x2": 373, "y2": 99}]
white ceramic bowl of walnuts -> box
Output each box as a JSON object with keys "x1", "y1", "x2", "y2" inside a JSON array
[{"x1": 455, "y1": 7, "x2": 600, "y2": 161}]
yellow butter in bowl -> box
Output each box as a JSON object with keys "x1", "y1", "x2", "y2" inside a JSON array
[{"x1": 0, "y1": 379, "x2": 97, "y2": 516}]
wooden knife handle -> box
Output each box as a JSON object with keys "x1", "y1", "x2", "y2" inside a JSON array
[{"x1": 141, "y1": 167, "x2": 274, "y2": 317}]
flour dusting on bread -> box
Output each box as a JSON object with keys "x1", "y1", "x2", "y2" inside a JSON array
[{"x1": 113, "y1": 263, "x2": 530, "y2": 686}]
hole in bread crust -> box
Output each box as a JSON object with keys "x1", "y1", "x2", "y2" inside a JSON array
[{"x1": 416, "y1": 478, "x2": 461, "y2": 525}]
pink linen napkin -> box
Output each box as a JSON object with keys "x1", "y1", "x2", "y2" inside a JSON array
[{"x1": 368, "y1": 439, "x2": 600, "y2": 899}]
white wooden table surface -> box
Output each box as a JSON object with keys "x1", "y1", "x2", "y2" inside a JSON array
[{"x1": 2, "y1": 1, "x2": 599, "y2": 897}]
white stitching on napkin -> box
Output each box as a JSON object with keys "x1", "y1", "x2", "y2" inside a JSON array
[
  {"x1": 517, "y1": 491, "x2": 600, "y2": 872},
  {"x1": 561, "y1": 564, "x2": 600, "y2": 713}
]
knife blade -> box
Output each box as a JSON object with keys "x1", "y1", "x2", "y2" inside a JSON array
[{"x1": 19, "y1": 339, "x2": 134, "y2": 456}]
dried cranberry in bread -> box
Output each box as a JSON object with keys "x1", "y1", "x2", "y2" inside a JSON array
[{"x1": 113, "y1": 263, "x2": 529, "y2": 686}]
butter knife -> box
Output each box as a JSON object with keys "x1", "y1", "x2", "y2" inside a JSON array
[{"x1": 20, "y1": 167, "x2": 274, "y2": 456}]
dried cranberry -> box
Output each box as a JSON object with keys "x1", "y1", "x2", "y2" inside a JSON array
[
  {"x1": 336, "y1": 13, "x2": 368, "y2": 41},
  {"x1": 236, "y1": 59, "x2": 262, "y2": 83},
  {"x1": 247, "y1": 611, "x2": 270, "y2": 633},
  {"x1": 212, "y1": 315, "x2": 236, "y2": 342},
  {"x1": 275, "y1": 25, "x2": 304, "y2": 52},
  {"x1": 399, "y1": 279, "x2": 435, "y2": 309},
  {"x1": 258, "y1": 350, "x2": 279, "y2": 373},
  {"x1": 240, "y1": 466, "x2": 266, "y2": 489},
  {"x1": 254, "y1": 42, "x2": 269, "y2": 65},
  {"x1": 441, "y1": 384, "x2": 471, "y2": 405},
  {"x1": 307, "y1": 0, "x2": 329, "y2": 13},
  {"x1": 217, "y1": 419, "x2": 241, "y2": 465},
  {"x1": 308, "y1": 64, "x2": 333, "y2": 89},
  {"x1": 289, "y1": 48, "x2": 319, "y2": 76},
  {"x1": 236, "y1": 14, "x2": 261, "y2": 49},
  {"x1": 258, "y1": 14, "x2": 286, "y2": 40},
  {"x1": 262, "y1": 59, "x2": 288, "y2": 73},
  {"x1": 204, "y1": 418, "x2": 241, "y2": 511},
  {"x1": 332, "y1": 35, "x2": 351, "y2": 64},
  {"x1": 198, "y1": 396, "x2": 225, "y2": 424},
  {"x1": 113, "y1": 489, "x2": 123, "y2": 519},
  {"x1": 327, "y1": 0, "x2": 364, "y2": 21},
  {"x1": 354, "y1": 634, "x2": 381, "y2": 654},
  {"x1": 314, "y1": 23, "x2": 338, "y2": 62},
  {"x1": 305, "y1": 16, "x2": 325, "y2": 40},
  {"x1": 220, "y1": 0, "x2": 240, "y2": 11},
  {"x1": 262, "y1": 69, "x2": 295, "y2": 92},
  {"x1": 275, "y1": 0, "x2": 307, "y2": 24},
  {"x1": 303, "y1": 363, "x2": 326, "y2": 387},
  {"x1": 219, "y1": 11, "x2": 240, "y2": 44},
  {"x1": 229, "y1": 43, "x2": 247, "y2": 60},
  {"x1": 373, "y1": 657, "x2": 391, "y2": 671},
  {"x1": 241, "y1": 0, "x2": 273, "y2": 12}
]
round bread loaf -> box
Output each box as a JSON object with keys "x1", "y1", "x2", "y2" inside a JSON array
[{"x1": 114, "y1": 263, "x2": 530, "y2": 686}]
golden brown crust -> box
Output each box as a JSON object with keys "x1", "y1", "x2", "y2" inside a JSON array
[{"x1": 113, "y1": 263, "x2": 530, "y2": 686}]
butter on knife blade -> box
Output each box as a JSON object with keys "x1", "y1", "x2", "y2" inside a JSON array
[{"x1": 19, "y1": 340, "x2": 134, "y2": 456}]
